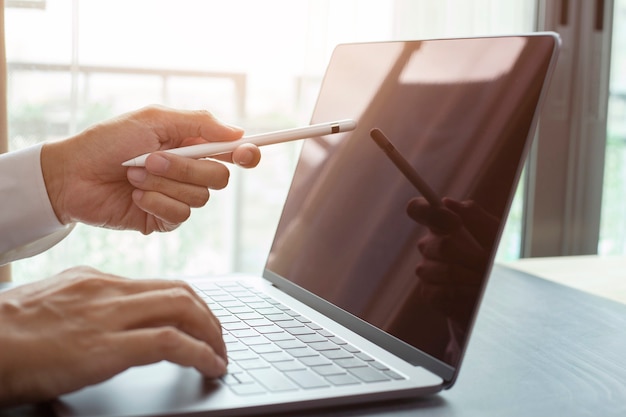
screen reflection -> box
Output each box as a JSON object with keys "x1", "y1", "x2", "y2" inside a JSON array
[{"x1": 266, "y1": 36, "x2": 556, "y2": 367}]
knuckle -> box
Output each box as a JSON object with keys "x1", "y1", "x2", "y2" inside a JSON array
[
  {"x1": 171, "y1": 279, "x2": 193, "y2": 291},
  {"x1": 63, "y1": 267, "x2": 112, "y2": 290},
  {"x1": 155, "y1": 326, "x2": 184, "y2": 353},
  {"x1": 168, "y1": 285, "x2": 191, "y2": 299},
  {"x1": 192, "y1": 109, "x2": 215, "y2": 121},
  {"x1": 167, "y1": 286, "x2": 196, "y2": 310},
  {"x1": 137, "y1": 104, "x2": 163, "y2": 120},
  {"x1": 182, "y1": 161, "x2": 196, "y2": 182}
]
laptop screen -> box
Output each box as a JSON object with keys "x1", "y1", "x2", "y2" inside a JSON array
[{"x1": 266, "y1": 35, "x2": 558, "y2": 368}]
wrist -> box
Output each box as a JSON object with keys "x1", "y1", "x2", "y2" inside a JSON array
[{"x1": 41, "y1": 141, "x2": 70, "y2": 225}]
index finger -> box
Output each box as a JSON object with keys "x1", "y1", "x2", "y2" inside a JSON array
[
  {"x1": 107, "y1": 288, "x2": 227, "y2": 361},
  {"x1": 144, "y1": 106, "x2": 244, "y2": 145}
]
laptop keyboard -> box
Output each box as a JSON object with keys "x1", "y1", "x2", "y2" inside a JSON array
[{"x1": 192, "y1": 280, "x2": 405, "y2": 395}]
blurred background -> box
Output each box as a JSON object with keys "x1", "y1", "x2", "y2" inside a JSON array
[{"x1": 3, "y1": 0, "x2": 624, "y2": 282}]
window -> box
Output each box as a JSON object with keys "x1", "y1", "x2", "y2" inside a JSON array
[
  {"x1": 600, "y1": 0, "x2": 626, "y2": 254},
  {"x1": 5, "y1": 0, "x2": 536, "y2": 282}
]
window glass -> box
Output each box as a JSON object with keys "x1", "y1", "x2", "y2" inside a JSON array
[{"x1": 600, "y1": 0, "x2": 626, "y2": 254}]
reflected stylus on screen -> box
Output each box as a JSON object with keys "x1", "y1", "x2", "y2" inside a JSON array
[{"x1": 369, "y1": 128, "x2": 442, "y2": 207}]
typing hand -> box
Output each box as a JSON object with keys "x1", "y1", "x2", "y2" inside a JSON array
[{"x1": 0, "y1": 267, "x2": 227, "y2": 405}]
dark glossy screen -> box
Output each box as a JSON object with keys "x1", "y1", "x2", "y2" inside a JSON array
[{"x1": 266, "y1": 35, "x2": 557, "y2": 367}]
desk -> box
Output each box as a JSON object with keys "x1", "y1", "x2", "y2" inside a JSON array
[
  {"x1": 501, "y1": 254, "x2": 626, "y2": 305},
  {"x1": 3, "y1": 264, "x2": 626, "y2": 417}
]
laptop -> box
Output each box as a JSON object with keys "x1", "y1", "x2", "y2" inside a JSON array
[{"x1": 54, "y1": 33, "x2": 560, "y2": 417}]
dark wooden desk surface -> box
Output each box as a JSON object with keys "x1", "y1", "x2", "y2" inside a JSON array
[{"x1": 3, "y1": 264, "x2": 626, "y2": 417}]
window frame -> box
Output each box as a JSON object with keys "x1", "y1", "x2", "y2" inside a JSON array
[{"x1": 524, "y1": 0, "x2": 614, "y2": 257}]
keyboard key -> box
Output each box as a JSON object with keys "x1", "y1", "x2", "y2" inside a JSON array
[
  {"x1": 355, "y1": 352, "x2": 374, "y2": 362},
  {"x1": 237, "y1": 358, "x2": 271, "y2": 370},
  {"x1": 275, "y1": 319, "x2": 302, "y2": 327},
  {"x1": 311, "y1": 364, "x2": 347, "y2": 377},
  {"x1": 237, "y1": 295, "x2": 264, "y2": 304},
  {"x1": 285, "y1": 369, "x2": 330, "y2": 389},
  {"x1": 230, "y1": 328, "x2": 258, "y2": 338},
  {"x1": 266, "y1": 313, "x2": 295, "y2": 322},
  {"x1": 348, "y1": 366, "x2": 391, "y2": 383},
  {"x1": 294, "y1": 315, "x2": 311, "y2": 323},
  {"x1": 264, "y1": 332, "x2": 294, "y2": 342},
  {"x1": 325, "y1": 374, "x2": 361, "y2": 386},
  {"x1": 248, "y1": 368, "x2": 299, "y2": 392},
  {"x1": 335, "y1": 358, "x2": 368, "y2": 369},
  {"x1": 244, "y1": 318, "x2": 274, "y2": 327},
  {"x1": 275, "y1": 339, "x2": 306, "y2": 350},
  {"x1": 250, "y1": 343, "x2": 281, "y2": 354},
  {"x1": 318, "y1": 329, "x2": 334, "y2": 337},
  {"x1": 370, "y1": 361, "x2": 390, "y2": 371},
  {"x1": 342, "y1": 344, "x2": 361, "y2": 353},
  {"x1": 236, "y1": 312, "x2": 264, "y2": 321},
  {"x1": 255, "y1": 307, "x2": 283, "y2": 315},
  {"x1": 296, "y1": 333, "x2": 327, "y2": 343},
  {"x1": 211, "y1": 295, "x2": 237, "y2": 302},
  {"x1": 222, "y1": 333, "x2": 237, "y2": 343},
  {"x1": 286, "y1": 347, "x2": 318, "y2": 358},
  {"x1": 255, "y1": 324, "x2": 284, "y2": 334},
  {"x1": 227, "y1": 306, "x2": 253, "y2": 314},
  {"x1": 221, "y1": 301, "x2": 246, "y2": 309},
  {"x1": 273, "y1": 360, "x2": 307, "y2": 372},
  {"x1": 239, "y1": 335, "x2": 270, "y2": 346},
  {"x1": 320, "y1": 349, "x2": 353, "y2": 360},
  {"x1": 226, "y1": 362, "x2": 244, "y2": 374},
  {"x1": 384, "y1": 370, "x2": 405, "y2": 380},
  {"x1": 233, "y1": 372, "x2": 255, "y2": 384},
  {"x1": 308, "y1": 341, "x2": 341, "y2": 351},
  {"x1": 305, "y1": 322, "x2": 323, "y2": 330},
  {"x1": 225, "y1": 341, "x2": 249, "y2": 352},
  {"x1": 228, "y1": 350, "x2": 258, "y2": 361},
  {"x1": 286, "y1": 326, "x2": 315, "y2": 336},
  {"x1": 217, "y1": 314, "x2": 240, "y2": 323},
  {"x1": 298, "y1": 355, "x2": 331, "y2": 367},
  {"x1": 246, "y1": 301, "x2": 274, "y2": 310},
  {"x1": 220, "y1": 373, "x2": 240, "y2": 385},
  {"x1": 221, "y1": 321, "x2": 249, "y2": 331},
  {"x1": 260, "y1": 351, "x2": 293, "y2": 363},
  {"x1": 229, "y1": 382, "x2": 267, "y2": 395}
]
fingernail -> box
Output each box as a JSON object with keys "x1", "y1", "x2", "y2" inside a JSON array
[
  {"x1": 132, "y1": 189, "x2": 144, "y2": 202},
  {"x1": 146, "y1": 154, "x2": 170, "y2": 174},
  {"x1": 236, "y1": 149, "x2": 254, "y2": 167},
  {"x1": 127, "y1": 168, "x2": 147, "y2": 183}
]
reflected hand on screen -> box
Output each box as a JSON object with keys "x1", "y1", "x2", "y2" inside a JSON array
[{"x1": 407, "y1": 196, "x2": 500, "y2": 326}]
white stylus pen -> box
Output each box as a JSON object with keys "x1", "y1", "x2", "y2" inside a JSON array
[{"x1": 122, "y1": 119, "x2": 357, "y2": 167}]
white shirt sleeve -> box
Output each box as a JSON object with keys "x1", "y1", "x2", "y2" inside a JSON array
[{"x1": 0, "y1": 143, "x2": 73, "y2": 265}]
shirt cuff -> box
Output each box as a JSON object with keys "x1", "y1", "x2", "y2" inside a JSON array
[{"x1": 0, "y1": 143, "x2": 73, "y2": 264}]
